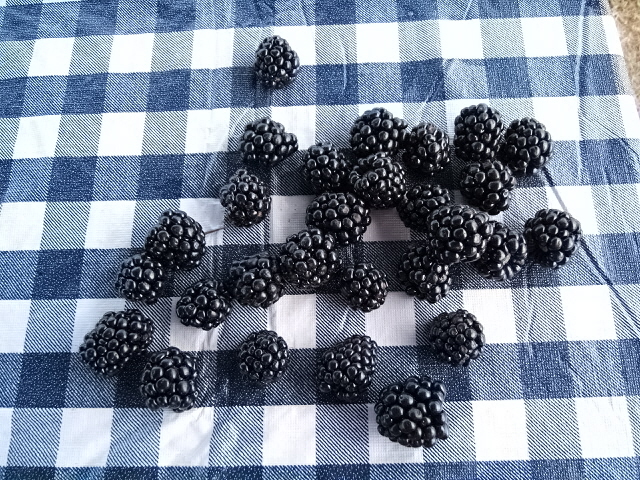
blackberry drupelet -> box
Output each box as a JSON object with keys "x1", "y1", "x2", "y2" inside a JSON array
[
  {"x1": 474, "y1": 222, "x2": 528, "y2": 281},
  {"x1": 305, "y1": 192, "x2": 371, "y2": 246},
  {"x1": 397, "y1": 245, "x2": 452, "y2": 303},
  {"x1": 227, "y1": 252, "x2": 285, "y2": 308},
  {"x1": 220, "y1": 168, "x2": 271, "y2": 227},
  {"x1": 349, "y1": 153, "x2": 407, "y2": 209},
  {"x1": 375, "y1": 376, "x2": 449, "y2": 448},
  {"x1": 523, "y1": 209, "x2": 582, "y2": 268},
  {"x1": 176, "y1": 280, "x2": 232, "y2": 330},
  {"x1": 254, "y1": 35, "x2": 300, "y2": 89},
  {"x1": 145, "y1": 209, "x2": 205, "y2": 271},
  {"x1": 302, "y1": 141, "x2": 352, "y2": 193},
  {"x1": 502, "y1": 118, "x2": 553, "y2": 175},
  {"x1": 279, "y1": 228, "x2": 342, "y2": 288},
  {"x1": 140, "y1": 347, "x2": 198, "y2": 412},
  {"x1": 116, "y1": 253, "x2": 166, "y2": 304},
  {"x1": 397, "y1": 184, "x2": 452, "y2": 232},
  {"x1": 428, "y1": 310, "x2": 485, "y2": 366},
  {"x1": 80, "y1": 309, "x2": 154, "y2": 375},
  {"x1": 459, "y1": 159, "x2": 516, "y2": 215},
  {"x1": 454, "y1": 103, "x2": 504, "y2": 162},
  {"x1": 240, "y1": 118, "x2": 298, "y2": 167},
  {"x1": 403, "y1": 122, "x2": 451, "y2": 175},
  {"x1": 427, "y1": 204, "x2": 494, "y2": 264},
  {"x1": 340, "y1": 263, "x2": 388, "y2": 312},
  {"x1": 239, "y1": 330, "x2": 289, "y2": 383},
  {"x1": 350, "y1": 107, "x2": 409, "y2": 158},
  {"x1": 318, "y1": 334, "x2": 378, "y2": 401}
]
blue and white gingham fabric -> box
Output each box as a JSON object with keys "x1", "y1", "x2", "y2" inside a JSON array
[{"x1": 1, "y1": 0, "x2": 640, "y2": 478}]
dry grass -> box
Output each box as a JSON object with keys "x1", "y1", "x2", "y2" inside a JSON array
[{"x1": 610, "y1": 0, "x2": 640, "y2": 105}]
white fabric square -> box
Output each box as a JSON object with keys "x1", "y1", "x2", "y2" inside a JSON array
[
  {"x1": 273, "y1": 25, "x2": 316, "y2": 66},
  {"x1": 56, "y1": 408, "x2": 114, "y2": 467},
  {"x1": 463, "y1": 289, "x2": 518, "y2": 343},
  {"x1": 268, "y1": 294, "x2": 316, "y2": 349},
  {"x1": 473, "y1": 400, "x2": 529, "y2": 461},
  {"x1": 13, "y1": 115, "x2": 61, "y2": 159},
  {"x1": 72, "y1": 298, "x2": 126, "y2": 351},
  {"x1": 98, "y1": 112, "x2": 146, "y2": 156},
  {"x1": 359, "y1": 102, "x2": 404, "y2": 117},
  {"x1": 269, "y1": 195, "x2": 314, "y2": 243},
  {"x1": 191, "y1": 29, "x2": 235, "y2": 69},
  {"x1": 271, "y1": 105, "x2": 316, "y2": 151},
  {"x1": 185, "y1": 109, "x2": 231, "y2": 154},
  {"x1": 521, "y1": 17, "x2": 568, "y2": 57},
  {"x1": 439, "y1": 20, "x2": 484, "y2": 59},
  {"x1": 602, "y1": 16, "x2": 624, "y2": 56},
  {"x1": 108, "y1": 33, "x2": 155, "y2": 73},
  {"x1": 180, "y1": 198, "x2": 225, "y2": 246},
  {"x1": 263, "y1": 405, "x2": 316, "y2": 465},
  {"x1": 532, "y1": 97, "x2": 580, "y2": 141},
  {"x1": 169, "y1": 297, "x2": 219, "y2": 352},
  {"x1": 28, "y1": 37, "x2": 75, "y2": 76},
  {"x1": 84, "y1": 201, "x2": 136, "y2": 249},
  {"x1": 366, "y1": 292, "x2": 416, "y2": 346},
  {"x1": 575, "y1": 397, "x2": 635, "y2": 458},
  {"x1": 0, "y1": 202, "x2": 46, "y2": 251},
  {"x1": 0, "y1": 408, "x2": 11, "y2": 466},
  {"x1": 560, "y1": 285, "x2": 617, "y2": 341},
  {"x1": 545, "y1": 186, "x2": 599, "y2": 235},
  {"x1": 363, "y1": 209, "x2": 410, "y2": 242},
  {"x1": 0, "y1": 300, "x2": 31, "y2": 353},
  {"x1": 159, "y1": 407, "x2": 215, "y2": 466},
  {"x1": 367, "y1": 404, "x2": 423, "y2": 464},
  {"x1": 619, "y1": 95, "x2": 640, "y2": 139},
  {"x1": 357, "y1": 23, "x2": 400, "y2": 63}
]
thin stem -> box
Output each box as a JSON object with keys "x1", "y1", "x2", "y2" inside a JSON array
[{"x1": 203, "y1": 226, "x2": 224, "y2": 235}]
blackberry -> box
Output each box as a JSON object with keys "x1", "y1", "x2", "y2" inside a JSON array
[
  {"x1": 374, "y1": 376, "x2": 449, "y2": 448},
  {"x1": 474, "y1": 222, "x2": 528, "y2": 281},
  {"x1": 460, "y1": 159, "x2": 516, "y2": 215},
  {"x1": 279, "y1": 228, "x2": 342, "y2": 288},
  {"x1": 140, "y1": 347, "x2": 198, "y2": 412},
  {"x1": 254, "y1": 35, "x2": 300, "y2": 89},
  {"x1": 145, "y1": 209, "x2": 205, "y2": 271},
  {"x1": 523, "y1": 209, "x2": 582, "y2": 268},
  {"x1": 502, "y1": 118, "x2": 553, "y2": 175},
  {"x1": 79, "y1": 309, "x2": 153, "y2": 376},
  {"x1": 227, "y1": 252, "x2": 285, "y2": 308},
  {"x1": 240, "y1": 118, "x2": 298, "y2": 167},
  {"x1": 397, "y1": 184, "x2": 452, "y2": 232},
  {"x1": 397, "y1": 245, "x2": 452, "y2": 303},
  {"x1": 427, "y1": 205, "x2": 494, "y2": 264},
  {"x1": 428, "y1": 310, "x2": 485, "y2": 366},
  {"x1": 403, "y1": 122, "x2": 451, "y2": 175},
  {"x1": 116, "y1": 253, "x2": 166, "y2": 304},
  {"x1": 349, "y1": 153, "x2": 407, "y2": 209},
  {"x1": 239, "y1": 330, "x2": 289, "y2": 383},
  {"x1": 454, "y1": 103, "x2": 504, "y2": 162},
  {"x1": 350, "y1": 107, "x2": 409, "y2": 158},
  {"x1": 318, "y1": 334, "x2": 378, "y2": 401},
  {"x1": 176, "y1": 280, "x2": 232, "y2": 330},
  {"x1": 340, "y1": 263, "x2": 388, "y2": 312},
  {"x1": 303, "y1": 141, "x2": 352, "y2": 193},
  {"x1": 220, "y1": 168, "x2": 271, "y2": 227},
  {"x1": 305, "y1": 192, "x2": 371, "y2": 246}
]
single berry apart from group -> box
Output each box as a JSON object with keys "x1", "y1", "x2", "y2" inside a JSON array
[
  {"x1": 176, "y1": 280, "x2": 232, "y2": 330},
  {"x1": 239, "y1": 330, "x2": 290, "y2": 383},
  {"x1": 116, "y1": 253, "x2": 166, "y2": 304},
  {"x1": 254, "y1": 35, "x2": 300, "y2": 89},
  {"x1": 220, "y1": 168, "x2": 271, "y2": 227},
  {"x1": 428, "y1": 310, "x2": 485, "y2": 366},
  {"x1": 140, "y1": 347, "x2": 198, "y2": 412},
  {"x1": 523, "y1": 209, "x2": 582, "y2": 268}
]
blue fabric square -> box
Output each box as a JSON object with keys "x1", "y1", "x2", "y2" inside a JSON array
[
  {"x1": 0, "y1": 5, "x2": 42, "y2": 41},
  {"x1": 578, "y1": 55, "x2": 618, "y2": 96},
  {"x1": 22, "y1": 76, "x2": 66, "y2": 117},
  {"x1": 0, "y1": 159, "x2": 12, "y2": 201},
  {"x1": 79, "y1": 249, "x2": 129, "y2": 298},
  {"x1": 209, "y1": 467, "x2": 263, "y2": 480},
  {"x1": 93, "y1": 156, "x2": 141, "y2": 201},
  {"x1": 114, "y1": 0, "x2": 157, "y2": 35},
  {"x1": 584, "y1": 458, "x2": 640, "y2": 480},
  {"x1": 0, "y1": 252, "x2": 38, "y2": 300},
  {"x1": 104, "y1": 73, "x2": 149, "y2": 112},
  {"x1": 274, "y1": 0, "x2": 316, "y2": 26},
  {"x1": 316, "y1": 64, "x2": 359, "y2": 106},
  {"x1": 371, "y1": 464, "x2": 425, "y2": 480},
  {"x1": 527, "y1": 57, "x2": 577, "y2": 97},
  {"x1": 114, "y1": 355, "x2": 149, "y2": 408},
  {"x1": 519, "y1": 342, "x2": 576, "y2": 399},
  {"x1": 417, "y1": 347, "x2": 473, "y2": 401},
  {"x1": 230, "y1": 67, "x2": 272, "y2": 109},
  {"x1": 356, "y1": 0, "x2": 396, "y2": 23},
  {"x1": 590, "y1": 233, "x2": 640, "y2": 285},
  {"x1": 316, "y1": 0, "x2": 356, "y2": 25},
  {"x1": 4, "y1": 158, "x2": 53, "y2": 202},
  {"x1": 76, "y1": 0, "x2": 118, "y2": 36},
  {"x1": 156, "y1": 0, "x2": 196, "y2": 32},
  {"x1": 358, "y1": 63, "x2": 402, "y2": 104},
  {"x1": 444, "y1": 59, "x2": 488, "y2": 99},
  {"x1": 54, "y1": 468, "x2": 105, "y2": 480},
  {"x1": 234, "y1": 0, "x2": 275, "y2": 27},
  {"x1": 138, "y1": 155, "x2": 184, "y2": 199},
  {"x1": 437, "y1": 0, "x2": 479, "y2": 19},
  {"x1": 518, "y1": 0, "x2": 561, "y2": 17},
  {"x1": 195, "y1": 0, "x2": 233, "y2": 30},
  {"x1": 0, "y1": 78, "x2": 27, "y2": 117},
  {"x1": 469, "y1": 344, "x2": 523, "y2": 400},
  {"x1": 401, "y1": 60, "x2": 446, "y2": 103},
  {"x1": 318, "y1": 465, "x2": 370, "y2": 480},
  {"x1": 15, "y1": 353, "x2": 70, "y2": 407},
  {"x1": 7, "y1": 408, "x2": 62, "y2": 467},
  {"x1": 620, "y1": 339, "x2": 640, "y2": 395},
  {"x1": 0, "y1": 354, "x2": 22, "y2": 406},
  {"x1": 396, "y1": 0, "x2": 439, "y2": 21},
  {"x1": 47, "y1": 157, "x2": 97, "y2": 202},
  {"x1": 104, "y1": 468, "x2": 158, "y2": 480},
  {"x1": 148, "y1": 69, "x2": 191, "y2": 112},
  {"x1": 4, "y1": 467, "x2": 56, "y2": 480},
  {"x1": 214, "y1": 350, "x2": 265, "y2": 407},
  {"x1": 182, "y1": 153, "x2": 225, "y2": 199},
  {"x1": 424, "y1": 462, "x2": 478, "y2": 480},
  {"x1": 530, "y1": 459, "x2": 585, "y2": 480},
  {"x1": 190, "y1": 68, "x2": 232, "y2": 109},
  {"x1": 272, "y1": 66, "x2": 316, "y2": 107},
  {"x1": 581, "y1": 139, "x2": 640, "y2": 185},
  {"x1": 32, "y1": 250, "x2": 84, "y2": 300},
  {"x1": 569, "y1": 340, "x2": 626, "y2": 397},
  {"x1": 560, "y1": 0, "x2": 607, "y2": 16},
  {"x1": 63, "y1": 74, "x2": 108, "y2": 114},
  {"x1": 158, "y1": 467, "x2": 205, "y2": 480},
  {"x1": 478, "y1": 0, "x2": 520, "y2": 18},
  {"x1": 38, "y1": 2, "x2": 80, "y2": 38},
  {"x1": 485, "y1": 57, "x2": 532, "y2": 98},
  {"x1": 477, "y1": 461, "x2": 532, "y2": 480},
  {"x1": 265, "y1": 349, "x2": 316, "y2": 405}
]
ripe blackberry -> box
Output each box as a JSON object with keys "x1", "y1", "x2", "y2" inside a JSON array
[
  {"x1": 397, "y1": 245, "x2": 452, "y2": 303},
  {"x1": 318, "y1": 334, "x2": 378, "y2": 402},
  {"x1": 427, "y1": 205, "x2": 494, "y2": 264},
  {"x1": 240, "y1": 118, "x2": 298, "y2": 167},
  {"x1": 502, "y1": 118, "x2": 553, "y2": 175},
  {"x1": 349, "y1": 153, "x2": 407, "y2": 209},
  {"x1": 239, "y1": 330, "x2": 289, "y2": 383},
  {"x1": 305, "y1": 192, "x2": 371, "y2": 246},
  {"x1": 254, "y1": 35, "x2": 300, "y2": 89},
  {"x1": 350, "y1": 107, "x2": 409, "y2": 158},
  {"x1": 460, "y1": 159, "x2": 516, "y2": 215},
  {"x1": 428, "y1": 310, "x2": 485, "y2": 366},
  {"x1": 474, "y1": 222, "x2": 528, "y2": 281},
  {"x1": 140, "y1": 347, "x2": 198, "y2": 412},
  {"x1": 116, "y1": 253, "x2": 166, "y2": 304},
  {"x1": 227, "y1": 252, "x2": 285, "y2": 308},
  {"x1": 79, "y1": 309, "x2": 153, "y2": 376},
  {"x1": 220, "y1": 168, "x2": 271, "y2": 227},
  {"x1": 375, "y1": 376, "x2": 449, "y2": 448},
  {"x1": 145, "y1": 209, "x2": 205, "y2": 271},
  {"x1": 303, "y1": 141, "x2": 352, "y2": 193},
  {"x1": 176, "y1": 280, "x2": 232, "y2": 331},
  {"x1": 523, "y1": 209, "x2": 582, "y2": 268},
  {"x1": 340, "y1": 263, "x2": 388, "y2": 312},
  {"x1": 403, "y1": 122, "x2": 451, "y2": 175},
  {"x1": 397, "y1": 184, "x2": 452, "y2": 232},
  {"x1": 454, "y1": 103, "x2": 504, "y2": 162},
  {"x1": 279, "y1": 228, "x2": 342, "y2": 288}
]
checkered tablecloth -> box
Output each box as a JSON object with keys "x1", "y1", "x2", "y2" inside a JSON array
[{"x1": 1, "y1": 0, "x2": 640, "y2": 478}]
